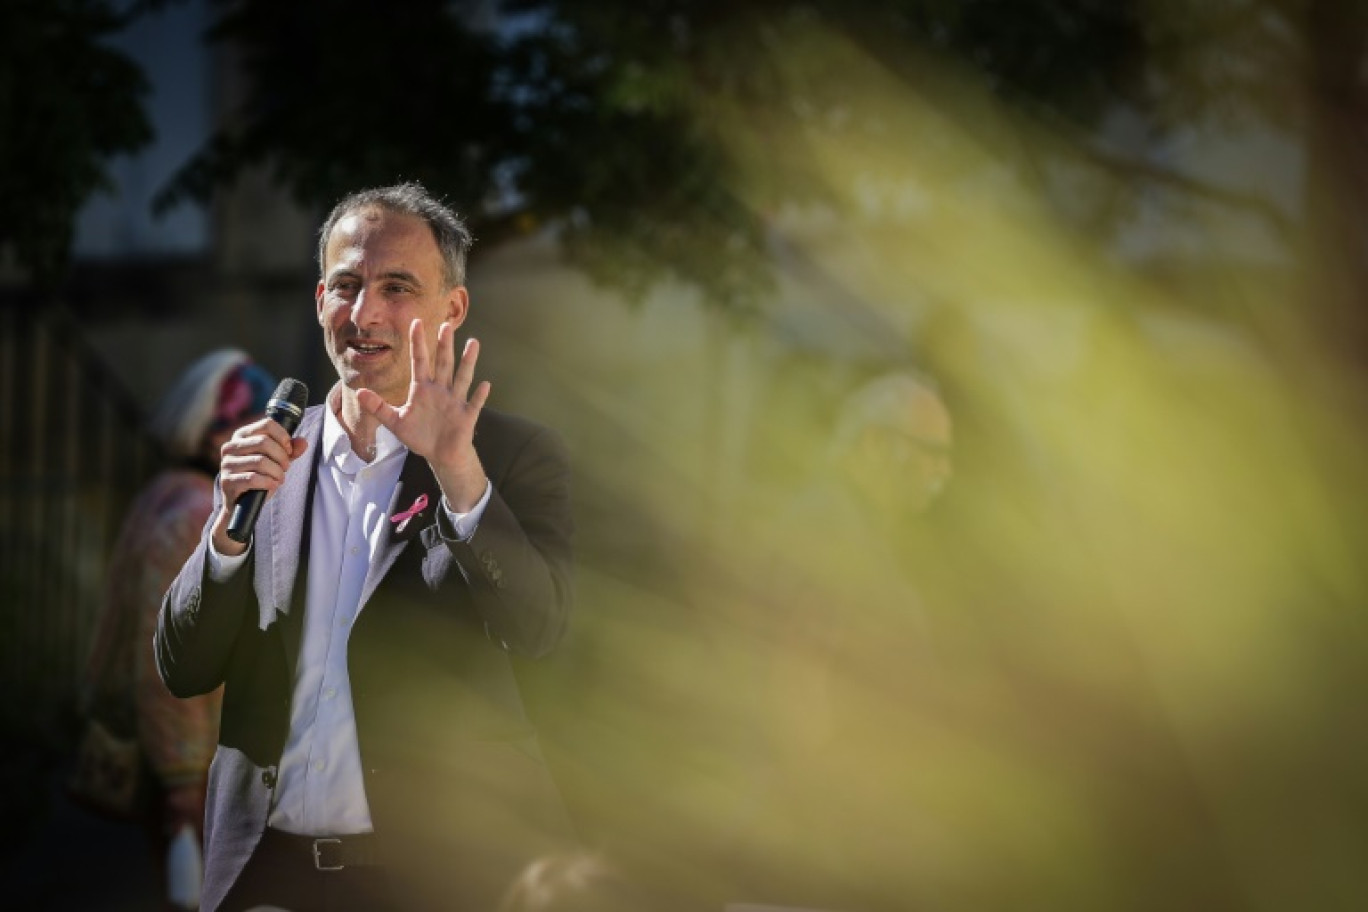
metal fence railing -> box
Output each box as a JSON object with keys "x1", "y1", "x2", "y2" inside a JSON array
[{"x1": 0, "y1": 305, "x2": 158, "y2": 751}]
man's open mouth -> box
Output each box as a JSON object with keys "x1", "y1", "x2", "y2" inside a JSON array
[{"x1": 348, "y1": 340, "x2": 390, "y2": 355}]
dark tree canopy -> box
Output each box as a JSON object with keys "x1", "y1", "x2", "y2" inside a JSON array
[
  {"x1": 154, "y1": 0, "x2": 1159, "y2": 311},
  {"x1": 154, "y1": 0, "x2": 510, "y2": 226},
  {"x1": 14, "y1": 0, "x2": 1368, "y2": 347},
  {"x1": 0, "y1": 0, "x2": 156, "y2": 286}
]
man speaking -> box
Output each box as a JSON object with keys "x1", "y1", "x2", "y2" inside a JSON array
[{"x1": 156, "y1": 183, "x2": 575, "y2": 911}]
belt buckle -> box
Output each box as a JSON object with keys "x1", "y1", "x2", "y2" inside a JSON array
[{"x1": 312, "y1": 837, "x2": 344, "y2": 872}]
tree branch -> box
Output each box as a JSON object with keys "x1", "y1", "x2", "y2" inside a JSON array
[{"x1": 1078, "y1": 144, "x2": 1297, "y2": 240}]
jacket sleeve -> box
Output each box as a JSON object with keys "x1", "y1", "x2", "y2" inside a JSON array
[
  {"x1": 154, "y1": 483, "x2": 256, "y2": 698},
  {"x1": 433, "y1": 424, "x2": 573, "y2": 658}
]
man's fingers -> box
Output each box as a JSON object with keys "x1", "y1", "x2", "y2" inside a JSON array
[
  {"x1": 470, "y1": 379, "x2": 491, "y2": 412},
  {"x1": 409, "y1": 318, "x2": 432, "y2": 383},
  {"x1": 238, "y1": 416, "x2": 294, "y2": 451},
  {"x1": 217, "y1": 435, "x2": 309, "y2": 513},
  {"x1": 223, "y1": 432, "x2": 292, "y2": 470},
  {"x1": 357, "y1": 388, "x2": 401, "y2": 428},
  {"x1": 226, "y1": 452, "x2": 288, "y2": 484},
  {"x1": 454, "y1": 336, "x2": 480, "y2": 399},
  {"x1": 433, "y1": 321, "x2": 457, "y2": 387},
  {"x1": 218, "y1": 468, "x2": 284, "y2": 516}
]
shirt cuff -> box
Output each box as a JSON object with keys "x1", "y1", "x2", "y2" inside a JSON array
[
  {"x1": 206, "y1": 538, "x2": 250, "y2": 582},
  {"x1": 441, "y1": 480, "x2": 492, "y2": 542}
]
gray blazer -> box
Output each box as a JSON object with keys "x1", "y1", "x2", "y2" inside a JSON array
[{"x1": 155, "y1": 404, "x2": 576, "y2": 910}]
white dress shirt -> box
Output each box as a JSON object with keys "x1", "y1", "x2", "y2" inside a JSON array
[{"x1": 207, "y1": 396, "x2": 491, "y2": 835}]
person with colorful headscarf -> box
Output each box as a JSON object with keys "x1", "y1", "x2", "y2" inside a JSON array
[{"x1": 82, "y1": 348, "x2": 276, "y2": 910}]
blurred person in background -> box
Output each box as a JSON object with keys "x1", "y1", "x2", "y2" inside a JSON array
[
  {"x1": 78, "y1": 349, "x2": 276, "y2": 910},
  {"x1": 828, "y1": 370, "x2": 954, "y2": 527},
  {"x1": 732, "y1": 368, "x2": 957, "y2": 911},
  {"x1": 774, "y1": 368, "x2": 955, "y2": 687}
]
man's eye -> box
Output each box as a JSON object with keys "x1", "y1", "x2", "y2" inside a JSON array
[{"x1": 385, "y1": 283, "x2": 412, "y2": 294}]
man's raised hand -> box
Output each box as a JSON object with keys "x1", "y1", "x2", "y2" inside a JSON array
[{"x1": 357, "y1": 318, "x2": 490, "y2": 511}]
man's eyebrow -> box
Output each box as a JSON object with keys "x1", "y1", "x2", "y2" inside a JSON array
[
  {"x1": 325, "y1": 267, "x2": 423, "y2": 287},
  {"x1": 379, "y1": 269, "x2": 422, "y2": 286},
  {"x1": 325, "y1": 266, "x2": 361, "y2": 283}
]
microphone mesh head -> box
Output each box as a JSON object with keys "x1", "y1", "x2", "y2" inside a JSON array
[{"x1": 274, "y1": 378, "x2": 309, "y2": 409}]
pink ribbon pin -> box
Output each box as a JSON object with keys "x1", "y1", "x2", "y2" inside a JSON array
[{"x1": 390, "y1": 493, "x2": 429, "y2": 532}]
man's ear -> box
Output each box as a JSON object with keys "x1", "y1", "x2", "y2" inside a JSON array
[
  {"x1": 315, "y1": 280, "x2": 327, "y2": 325},
  {"x1": 447, "y1": 286, "x2": 470, "y2": 327}
]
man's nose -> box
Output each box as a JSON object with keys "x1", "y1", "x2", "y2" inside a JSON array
[{"x1": 351, "y1": 288, "x2": 382, "y2": 327}]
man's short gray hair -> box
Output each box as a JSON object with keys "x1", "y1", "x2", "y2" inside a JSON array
[{"x1": 317, "y1": 181, "x2": 474, "y2": 289}]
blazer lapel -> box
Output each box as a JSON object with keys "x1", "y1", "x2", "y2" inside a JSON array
[
  {"x1": 359, "y1": 450, "x2": 438, "y2": 611},
  {"x1": 252, "y1": 407, "x2": 324, "y2": 646}
]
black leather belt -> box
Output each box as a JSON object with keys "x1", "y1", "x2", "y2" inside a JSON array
[{"x1": 264, "y1": 828, "x2": 383, "y2": 872}]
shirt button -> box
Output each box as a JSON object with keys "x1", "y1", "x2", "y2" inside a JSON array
[
  {"x1": 324, "y1": 687, "x2": 337, "y2": 700},
  {"x1": 313, "y1": 759, "x2": 326, "y2": 772},
  {"x1": 350, "y1": 546, "x2": 360, "y2": 555},
  {"x1": 261, "y1": 769, "x2": 277, "y2": 788}
]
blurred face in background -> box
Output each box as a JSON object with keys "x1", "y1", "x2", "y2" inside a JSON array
[
  {"x1": 857, "y1": 387, "x2": 954, "y2": 517},
  {"x1": 198, "y1": 362, "x2": 276, "y2": 470}
]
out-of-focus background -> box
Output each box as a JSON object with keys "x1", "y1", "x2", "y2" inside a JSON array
[{"x1": 4, "y1": 1, "x2": 1368, "y2": 909}]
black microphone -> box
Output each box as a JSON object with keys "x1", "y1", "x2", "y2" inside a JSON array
[{"x1": 226, "y1": 378, "x2": 310, "y2": 544}]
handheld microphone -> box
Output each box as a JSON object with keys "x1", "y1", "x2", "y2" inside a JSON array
[{"x1": 226, "y1": 378, "x2": 309, "y2": 544}]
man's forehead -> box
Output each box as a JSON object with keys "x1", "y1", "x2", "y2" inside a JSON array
[
  {"x1": 328, "y1": 206, "x2": 408, "y2": 245},
  {"x1": 323, "y1": 207, "x2": 436, "y2": 270},
  {"x1": 336, "y1": 205, "x2": 388, "y2": 233}
]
